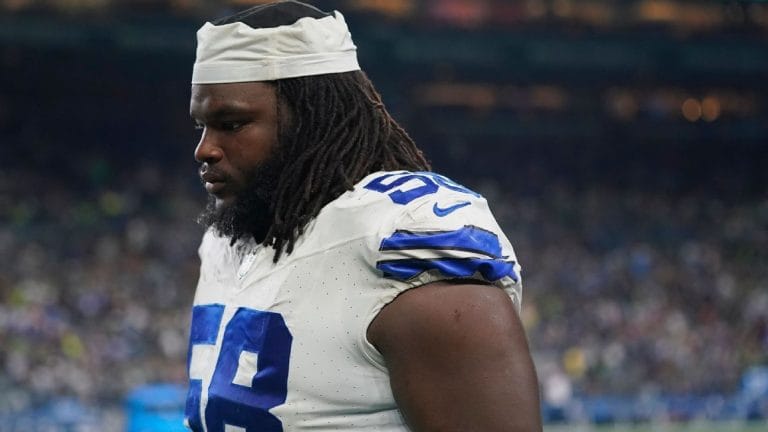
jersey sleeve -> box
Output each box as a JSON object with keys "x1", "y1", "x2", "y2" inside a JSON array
[
  {"x1": 346, "y1": 171, "x2": 525, "y2": 370},
  {"x1": 375, "y1": 186, "x2": 522, "y2": 310}
]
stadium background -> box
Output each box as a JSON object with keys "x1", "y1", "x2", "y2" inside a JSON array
[{"x1": 0, "y1": 0, "x2": 766, "y2": 430}]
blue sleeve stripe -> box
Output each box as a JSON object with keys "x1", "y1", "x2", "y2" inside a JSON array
[
  {"x1": 380, "y1": 225, "x2": 502, "y2": 258},
  {"x1": 377, "y1": 258, "x2": 519, "y2": 283}
]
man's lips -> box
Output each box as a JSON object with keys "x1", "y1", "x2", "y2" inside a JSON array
[
  {"x1": 200, "y1": 170, "x2": 228, "y2": 195},
  {"x1": 205, "y1": 181, "x2": 226, "y2": 194}
]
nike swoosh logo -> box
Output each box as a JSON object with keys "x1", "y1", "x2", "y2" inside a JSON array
[{"x1": 433, "y1": 201, "x2": 471, "y2": 217}]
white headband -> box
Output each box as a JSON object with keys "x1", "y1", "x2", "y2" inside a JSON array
[{"x1": 192, "y1": 11, "x2": 360, "y2": 84}]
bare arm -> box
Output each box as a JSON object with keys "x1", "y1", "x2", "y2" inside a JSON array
[{"x1": 367, "y1": 281, "x2": 542, "y2": 432}]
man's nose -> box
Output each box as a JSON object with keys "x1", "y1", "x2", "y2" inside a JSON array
[{"x1": 194, "y1": 129, "x2": 223, "y2": 164}]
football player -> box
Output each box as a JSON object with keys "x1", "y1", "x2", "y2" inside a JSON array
[{"x1": 186, "y1": 1, "x2": 541, "y2": 431}]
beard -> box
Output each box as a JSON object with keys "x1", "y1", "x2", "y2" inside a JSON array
[{"x1": 197, "y1": 153, "x2": 283, "y2": 245}]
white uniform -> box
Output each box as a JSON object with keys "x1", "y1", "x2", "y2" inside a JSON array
[{"x1": 184, "y1": 171, "x2": 522, "y2": 432}]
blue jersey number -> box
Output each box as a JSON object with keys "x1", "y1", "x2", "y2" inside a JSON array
[
  {"x1": 186, "y1": 305, "x2": 292, "y2": 432},
  {"x1": 364, "y1": 172, "x2": 479, "y2": 205}
]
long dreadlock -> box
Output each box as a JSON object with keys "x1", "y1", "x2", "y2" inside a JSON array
[{"x1": 263, "y1": 70, "x2": 430, "y2": 262}]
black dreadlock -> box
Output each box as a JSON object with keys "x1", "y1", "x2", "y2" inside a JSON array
[{"x1": 263, "y1": 70, "x2": 430, "y2": 262}]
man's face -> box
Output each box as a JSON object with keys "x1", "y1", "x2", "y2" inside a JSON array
[{"x1": 190, "y1": 82, "x2": 282, "y2": 241}]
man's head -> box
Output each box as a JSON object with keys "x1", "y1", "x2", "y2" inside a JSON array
[{"x1": 191, "y1": 1, "x2": 430, "y2": 261}]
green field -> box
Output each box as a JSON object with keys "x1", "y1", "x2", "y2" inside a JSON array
[{"x1": 545, "y1": 421, "x2": 768, "y2": 432}]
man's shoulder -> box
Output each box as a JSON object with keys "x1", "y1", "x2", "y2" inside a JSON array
[
  {"x1": 290, "y1": 170, "x2": 493, "y2": 259},
  {"x1": 325, "y1": 170, "x2": 490, "y2": 225},
  {"x1": 335, "y1": 170, "x2": 494, "y2": 232}
]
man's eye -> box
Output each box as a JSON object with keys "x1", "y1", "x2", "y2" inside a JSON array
[
  {"x1": 193, "y1": 123, "x2": 204, "y2": 131},
  {"x1": 220, "y1": 121, "x2": 245, "y2": 131}
]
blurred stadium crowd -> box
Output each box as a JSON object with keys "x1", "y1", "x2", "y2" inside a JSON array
[
  {"x1": 2, "y1": 145, "x2": 767, "y2": 423},
  {"x1": 1, "y1": 0, "x2": 767, "y2": 427}
]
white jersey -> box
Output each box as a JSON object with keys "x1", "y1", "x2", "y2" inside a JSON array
[{"x1": 184, "y1": 171, "x2": 522, "y2": 432}]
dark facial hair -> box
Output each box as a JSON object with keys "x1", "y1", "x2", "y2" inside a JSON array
[{"x1": 197, "y1": 150, "x2": 283, "y2": 245}]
